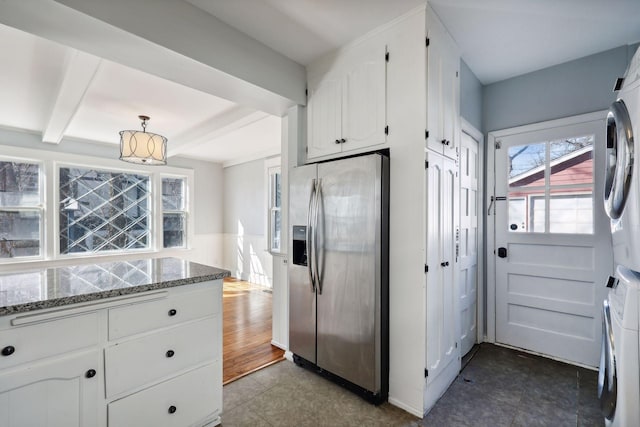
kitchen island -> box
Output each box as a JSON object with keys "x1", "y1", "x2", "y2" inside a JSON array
[{"x1": 0, "y1": 257, "x2": 230, "y2": 427}]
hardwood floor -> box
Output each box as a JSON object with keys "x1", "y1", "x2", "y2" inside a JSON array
[{"x1": 223, "y1": 277, "x2": 285, "y2": 384}]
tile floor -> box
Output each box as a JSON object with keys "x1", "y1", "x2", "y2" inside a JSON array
[{"x1": 221, "y1": 343, "x2": 604, "y2": 426}]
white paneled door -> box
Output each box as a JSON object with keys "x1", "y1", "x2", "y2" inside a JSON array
[
  {"x1": 458, "y1": 132, "x2": 479, "y2": 357},
  {"x1": 491, "y1": 115, "x2": 612, "y2": 367}
]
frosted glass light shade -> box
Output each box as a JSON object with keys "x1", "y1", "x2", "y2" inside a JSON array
[{"x1": 119, "y1": 130, "x2": 167, "y2": 165}]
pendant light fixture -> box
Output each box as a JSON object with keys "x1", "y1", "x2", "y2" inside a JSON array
[{"x1": 119, "y1": 115, "x2": 167, "y2": 165}]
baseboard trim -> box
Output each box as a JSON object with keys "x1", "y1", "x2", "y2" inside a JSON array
[
  {"x1": 387, "y1": 397, "x2": 423, "y2": 418},
  {"x1": 271, "y1": 339, "x2": 286, "y2": 350}
]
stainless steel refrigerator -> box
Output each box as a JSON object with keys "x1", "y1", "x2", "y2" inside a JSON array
[{"x1": 289, "y1": 152, "x2": 389, "y2": 403}]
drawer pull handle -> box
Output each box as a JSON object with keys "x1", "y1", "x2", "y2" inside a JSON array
[
  {"x1": 85, "y1": 369, "x2": 97, "y2": 378},
  {"x1": 1, "y1": 346, "x2": 15, "y2": 356},
  {"x1": 166, "y1": 350, "x2": 175, "y2": 358},
  {"x1": 168, "y1": 309, "x2": 177, "y2": 317},
  {"x1": 168, "y1": 405, "x2": 177, "y2": 414}
]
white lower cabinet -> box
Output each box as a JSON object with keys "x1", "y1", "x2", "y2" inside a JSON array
[
  {"x1": 0, "y1": 280, "x2": 222, "y2": 427},
  {"x1": 108, "y1": 362, "x2": 221, "y2": 427},
  {"x1": 0, "y1": 350, "x2": 101, "y2": 427}
]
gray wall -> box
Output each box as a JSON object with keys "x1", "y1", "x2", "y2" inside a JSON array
[
  {"x1": 483, "y1": 45, "x2": 637, "y2": 133},
  {"x1": 460, "y1": 59, "x2": 483, "y2": 132},
  {"x1": 223, "y1": 159, "x2": 265, "y2": 236}
]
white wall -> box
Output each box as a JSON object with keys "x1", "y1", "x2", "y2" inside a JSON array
[
  {"x1": 0, "y1": 127, "x2": 224, "y2": 270},
  {"x1": 222, "y1": 158, "x2": 273, "y2": 286}
]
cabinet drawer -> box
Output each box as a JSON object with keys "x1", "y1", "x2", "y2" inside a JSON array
[
  {"x1": 0, "y1": 313, "x2": 99, "y2": 370},
  {"x1": 108, "y1": 361, "x2": 221, "y2": 427},
  {"x1": 108, "y1": 284, "x2": 220, "y2": 340},
  {"x1": 105, "y1": 316, "x2": 219, "y2": 397}
]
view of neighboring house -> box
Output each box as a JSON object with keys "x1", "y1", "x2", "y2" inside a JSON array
[{"x1": 508, "y1": 136, "x2": 594, "y2": 234}]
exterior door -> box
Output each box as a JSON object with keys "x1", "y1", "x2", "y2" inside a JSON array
[
  {"x1": 458, "y1": 132, "x2": 479, "y2": 356},
  {"x1": 492, "y1": 116, "x2": 612, "y2": 366},
  {"x1": 425, "y1": 151, "x2": 459, "y2": 394},
  {"x1": 315, "y1": 155, "x2": 382, "y2": 392}
]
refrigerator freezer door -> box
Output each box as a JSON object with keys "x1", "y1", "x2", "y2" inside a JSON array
[
  {"x1": 315, "y1": 154, "x2": 383, "y2": 393},
  {"x1": 289, "y1": 164, "x2": 318, "y2": 364}
]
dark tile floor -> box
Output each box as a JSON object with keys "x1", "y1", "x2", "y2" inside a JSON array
[{"x1": 221, "y1": 343, "x2": 604, "y2": 426}]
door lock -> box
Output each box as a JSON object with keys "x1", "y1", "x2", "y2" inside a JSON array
[{"x1": 497, "y1": 247, "x2": 507, "y2": 258}]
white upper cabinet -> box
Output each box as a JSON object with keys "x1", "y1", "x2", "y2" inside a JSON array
[
  {"x1": 307, "y1": 41, "x2": 387, "y2": 160},
  {"x1": 426, "y1": 17, "x2": 460, "y2": 160}
]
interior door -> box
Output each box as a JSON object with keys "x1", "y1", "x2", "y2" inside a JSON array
[
  {"x1": 493, "y1": 118, "x2": 612, "y2": 366},
  {"x1": 315, "y1": 154, "x2": 381, "y2": 392},
  {"x1": 425, "y1": 151, "x2": 459, "y2": 389},
  {"x1": 458, "y1": 132, "x2": 479, "y2": 356}
]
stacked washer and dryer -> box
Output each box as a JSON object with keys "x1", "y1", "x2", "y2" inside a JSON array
[{"x1": 599, "y1": 46, "x2": 640, "y2": 426}]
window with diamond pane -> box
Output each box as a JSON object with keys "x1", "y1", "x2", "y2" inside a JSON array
[{"x1": 59, "y1": 167, "x2": 150, "y2": 254}]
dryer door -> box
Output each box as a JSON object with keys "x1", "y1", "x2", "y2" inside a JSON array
[
  {"x1": 598, "y1": 299, "x2": 617, "y2": 420},
  {"x1": 604, "y1": 100, "x2": 634, "y2": 219}
]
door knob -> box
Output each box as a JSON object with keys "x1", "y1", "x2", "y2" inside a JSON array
[
  {"x1": 498, "y1": 247, "x2": 507, "y2": 258},
  {"x1": 335, "y1": 139, "x2": 341, "y2": 144},
  {"x1": 1, "y1": 346, "x2": 15, "y2": 356}
]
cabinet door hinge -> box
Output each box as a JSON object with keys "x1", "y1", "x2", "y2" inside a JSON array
[
  {"x1": 495, "y1": 140, "x2": 502, "y2": 149},
  {"x1": 384, "y1": 125, "x2": 389, "y2": 135},
  {"x1": 424, "y1": 369, "x2": 429, "y2": 377},
  {"x1": 305, "y1": 146, "x2": 308, "y2": 153},
  {"x1": 425, "y1": 38, "x2": 430, "y2": 47},
  {"x1": 425, "y1": 160, "x2": 429, "y2": 169},
  {"x1": 424, "y1": 264, "x2": 428, "y2": 273},
  {"x1": 385, "y1": 51, "x2": 389, "y2": 62},
  {"x1": 425, "y1": 130, "x2": 429, "y2": 139},
  {"x1": 305, "y1": 88, "x2": 308, "y2": 97}
]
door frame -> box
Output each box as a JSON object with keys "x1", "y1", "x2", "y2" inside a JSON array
[
  {"x1": 460, "y1": 118, "x2": 485, "y2": 344},
  {"x1": 485, "y1": 110, "x2": 607, "y2": 344}
]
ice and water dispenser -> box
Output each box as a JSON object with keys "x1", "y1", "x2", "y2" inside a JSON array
[{"x1": 292, "y1": 225, "x2": 308, "y2": 266}]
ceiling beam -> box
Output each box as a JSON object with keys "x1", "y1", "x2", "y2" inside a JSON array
[
  {"x1": 42, "y1": 50, "x2": 101, "y2": 144},
  {"x1": 0, "y1": 0, "x2": 304, "y2": 116},
  {"x1": 168, "y1": 106, "x2": 269, "y2": 157}
]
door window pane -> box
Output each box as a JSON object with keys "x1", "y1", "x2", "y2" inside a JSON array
[
  {"x1": 509, "y1": 142, "x2": 546, "y2": 182},
  {"x1": 549, "y1": 194, "x2": 593, "y2": 234},
  {"x1": 549, "y1": 135, "x2": 593, "y2": 186}
]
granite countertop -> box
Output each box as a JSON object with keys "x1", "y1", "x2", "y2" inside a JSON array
[{"x1": 0, "y1": 257, "x2": 230, "y2": 316}]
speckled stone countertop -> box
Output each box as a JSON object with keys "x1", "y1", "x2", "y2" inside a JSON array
[{"x1": 0, "y1": 257, "x2": 230, "y2": 316}]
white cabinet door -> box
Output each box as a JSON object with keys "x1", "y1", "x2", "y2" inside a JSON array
[
  {"x1": 442, "y1": 52, "x2": 459, "y2": 160},
  {"x1": 307, "y1": 41, "x2": 387, "y2": 160},
  {"x1": 425, "y1": 151, "x2": 459, "y2": 397},
  {"x1": 307, "y1": 75, "x2": 342, "y2": 159},
  {"x1": 426, "y1": 28, "x2": 459, "y2": 159},
  {"x1": 0, "y1": 351, "x2": 101, "y2": 427},
  {"x1": 342, "y1": 45, "x2": 387, "y2": 152}
]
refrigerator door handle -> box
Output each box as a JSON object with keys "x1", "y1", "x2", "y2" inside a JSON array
[
  {"x1": 307, "y1": 179, "x2": 317, "y2": 292},
  {"x1": 315, "y1": 179, "x2": 323, "y2": 295}
]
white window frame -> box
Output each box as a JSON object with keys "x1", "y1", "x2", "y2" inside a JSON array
[
  {"x1": 265, "y1": 157, "x2": 281, "y2": 254},
  {"x1": 0, "y1": 145, "x2": 194, "y2": 267},
  {"x1": 0, "y1": 155, "x2": 45, "y2": 263}
]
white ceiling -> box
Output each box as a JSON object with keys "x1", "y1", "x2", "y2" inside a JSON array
[
  {"x1": 187, "y1": 0, "x2": 640, "y2": 84},
  {"x1": 1, "y1": 0, "x2": 639, "y2": 166}
]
